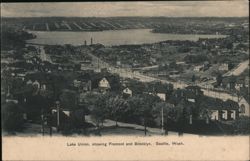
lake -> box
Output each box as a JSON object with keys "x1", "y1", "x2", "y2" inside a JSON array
[{"x1": 27, "y1": 29, "x2": 227, "y2": 46}]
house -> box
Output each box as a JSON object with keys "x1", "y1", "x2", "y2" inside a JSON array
[
  {"x1": 244, "y1": 77, "x2": 249, "y2": 88},
  {"x1": 235, "y1": 78, "x2": 245, "y2": 91},
  {"x1": 202, "y1": 97, "x2": 239, "y2": 121},
  {"x1": 73, "y1": 79, "x2": 82, "y2": 88},
  {"x1": 238, "y1": 96, "x2": 250, "y2": 117},
  {"x1": 219, "y1": 63, "x2": 229, "y2": 71},
  {"x1": 25, "y1": 79, "x2": 47, "y2": 91},
  {"x1": 41, "y1": 84, "x2": 47, "y2": 91},
  {"x1": 169, "y1": 70, "x2": 180, "y2": 78},
  {"x1": 81, "y1": 80, "x2": 92, "y2": 92},
  {"x1": 116, "y1": 61, "x2": 121, "y2": 66},
  {"x1": 123, "y1": 87, "x2": 132, "y2": 97},
  {"x1": 26, "y1": 79, "x2": 33, "y2": 85},
  {"x1": 221, "y1": 76, "x2": 236, "y2": 90},
  {"x1": 193, "y1": 65, "x2": 203, "y2": 72},
  {"x1": 146, "y1": 82, "x2": 173, "y2": 101},
  {"x1": 203, "y1": 61, "x2": 210, "y2": 71},
  {"x1": 185, "y1": 86, "x2": 204, "y2": 96},
  {"x1": 32, "y1": 80, "x2": 40, "y2": 89},
  {"x1": 169, "y1": 86, "x2": 203, "y2": 105},
  {"x1": 16, "y1": 73, "x2": 26, "y2": 81},
  {"x1": 98, "y1": 77, "x2": 111, "y2": 91}
]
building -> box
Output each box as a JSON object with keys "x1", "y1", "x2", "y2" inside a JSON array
[
  {"x1": 244, "y1": 77, "x2": 249, "y2": 88},
  {"x1": 32, "y1": 80, "x2": 40, "y2": 89},
  {"x1": 123, "y1": 87, "x2": 132, "y2": 97},
  {"x1": 202, "y1": 97, "x2": 239, "y2": 121},
  {"x1": 221, "y1": 76, "x2": 236, "y2": 90},
  {"x1": 238, "y1": 97, "x2": 250, "y2": 117},
  {"x1": 156, "y1": 93, "x2": 166, "y2": 101},
  {"x1": 193, "y1": 65, "x2": 203, "y2": 72},
  {"x1": 219, "y1": 63, "x2": 229, "y2": 71},
  {"x1": 73, "y1": 79, "x2": 82, "y2": 88},
  {"x1": 235, "y1": 79, "x2": 245, "y2": 91},
  {"x1": 146, "y1": 82, "x2": 173, "y2": 101},
  {"x1": 172, "y1": 86, "x2": 204, "y2": 103},
  {"x1": 98, "y1": 77, "x2": 111, "y2": 91}
]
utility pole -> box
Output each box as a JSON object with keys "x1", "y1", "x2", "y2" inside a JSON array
[
  {"x1": 56, "y1": 101, "x2": 60, "y2": 132},
  {"x1": 41, "y1": 109, "x2": 44, "y2": 136},
  {"x1": 49, "y1": 109, "x2": 52, "y2": 136},
  {"x1": 189, "y1": 115, "x2": 193, "y2": 125},
  {"x1": 161, "y1": 106, "x2": 164, "y2": 135}
]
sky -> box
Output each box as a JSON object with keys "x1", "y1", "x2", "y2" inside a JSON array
[{"x1": 1, "y1": 1, "x2": 249, "y2": 17}]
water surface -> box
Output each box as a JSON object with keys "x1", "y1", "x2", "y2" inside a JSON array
[{"x1": 27, "y1": 29, "x2": 227, "y2": 46}]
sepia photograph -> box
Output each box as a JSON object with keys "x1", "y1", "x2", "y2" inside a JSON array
[{"x1": 1, "y1": 1, "x2": 249, "y2": 160}]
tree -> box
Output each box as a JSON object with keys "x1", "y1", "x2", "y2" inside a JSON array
[
  {"x1": 232, "y1": 116, "x2": 250, "y2": 134},
  {"x1": 175, "y1": 100, "x2": 194, "y2": 135},
  {"x1": 2, "y1": 102, "x2": 24, "y2": 132},
  {"x1": 90, "y1": 93, "x2": 109, "y2": 128},
  {"x1": 106, "y1": 95, "x2": 128, "y2": 126},
  {"x1": 59, "y1": 89, "x2": 78, "y2": 110},
  {"x1": 216, "y1": 73, "x2": 223, "y2": 86},
  {"x1": 25, "y1": 94, "x2": 49, "y2": 122},
  {"x1": 153, "y1": 102, "x2": 174, "y2": 134},
  {"x1": 192, "y1": 74, "x2": 196, "y2": 83},
  {"x1": 128, "y1": 94, "x2": 160, "y2": 135}
]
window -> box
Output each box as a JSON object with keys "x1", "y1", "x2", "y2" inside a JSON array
[{"x1": 240, "y1": 104, "x2": 245, "y2": 113}]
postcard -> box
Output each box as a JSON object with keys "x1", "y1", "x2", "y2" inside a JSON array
[{"x1": 1, "y1": 1, "x2": 249, "y2": 160}]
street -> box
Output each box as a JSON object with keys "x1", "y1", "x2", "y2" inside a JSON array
[{"x1": 85, "y1": 49, "x2": 244, "y2": 103}]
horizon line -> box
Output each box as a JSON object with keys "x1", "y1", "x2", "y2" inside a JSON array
[{"x1": 2, "y1": 16, "x2": 249, "y2": 18}]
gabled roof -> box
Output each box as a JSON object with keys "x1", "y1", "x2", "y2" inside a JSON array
[{"x1": 201, "y1": 96, "x2": 239, "y2": 110}]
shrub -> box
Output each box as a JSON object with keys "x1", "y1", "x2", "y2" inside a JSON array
[{"x1": 2, "y1": 102, "x2": 24, "y2": 132}]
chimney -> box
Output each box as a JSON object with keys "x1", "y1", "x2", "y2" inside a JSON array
[{"x1": 91, "y1": 37, "x2": 93, "y2": 45}]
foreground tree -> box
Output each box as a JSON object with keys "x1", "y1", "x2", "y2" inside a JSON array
[
  {"x1": 128, "y1": 94, "x2": 160, "y2": 135},
  {"x1": 25, "y1": 94, "x2": 49, "y2": 122},
  {"x1": 106, "y1": 95, "x2": 128, "y2": 126},
  {"x1": 153, "y1": 102, "x2": 174, "y2": 135},
  {"x1": 2, "y1": 102, "x2": 24, "y2": 133},
  {"x1": 232, "y1": 116, "x2": 250, "y2": 134},
  {"x1": 90, "y1": 93, "x2": 109, "y2": 128},
  {"x1": 59, "y1": 89, "x2": 78, "y2": 110}
]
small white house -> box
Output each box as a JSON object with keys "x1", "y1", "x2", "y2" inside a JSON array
[
  {"x1": 98, "y1": 78, "x2": 111, "y2": 89},
  {"x1": 156, "y1": 93, "x2": 166, "y2": 101},
  {"x1": 32, "y1": 80, "x2": 40, "y2": 89},
  {"x1": 123, "y1": 87, "x2": 132, "y2": 96},
  {"x1": 245, "y1": 77, "x2": 249, "y2": 87},
  {"x1": 219, "y1": 63, "x2": 229, "y2": 71},
  {"x1": 193, "y1": 65, "x2": 203, "y2": 72},
  {"x1": 235, "y1": 83, "x2": 244, "y2": 91},
  {"x1": 187, "y1": 98, "x2": 195, "y2": 103},
  {"x1": 41, "y1": 84, "x2": 47, "y2": 90},
  {"x1": 73, "y1": 79, "x2": 82, "y2": 88},
  {"x1": 26, "y1": 80, "x2": 33, "y2": 85}
]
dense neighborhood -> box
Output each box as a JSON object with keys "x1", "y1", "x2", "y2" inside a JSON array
[{"x1": 1, "y1": 17, "x2": 249, "y2": 136}]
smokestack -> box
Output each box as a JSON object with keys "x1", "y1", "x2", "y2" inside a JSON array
[
  {"x1": 84, "y1": 40, "x2": 87, "y2": 46},
  {"x1": 91, "y1": 37, "x2": 93, "y2": 45}
]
